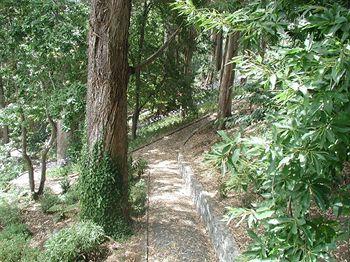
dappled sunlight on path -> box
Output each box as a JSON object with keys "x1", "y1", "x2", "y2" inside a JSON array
[{"x1": 134, "y1": 118, "x2": 216, "y2": 262}]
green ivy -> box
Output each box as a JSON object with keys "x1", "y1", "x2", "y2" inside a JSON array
[{"x1": 78, "y1": 142, "x2": 131, "y2": 239}]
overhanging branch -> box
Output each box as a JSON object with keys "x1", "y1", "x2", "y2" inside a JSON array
[{"x1": 131, "y1": 27, "x2": 181, "y2": 74}]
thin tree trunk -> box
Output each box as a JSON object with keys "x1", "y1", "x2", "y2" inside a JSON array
[
  {"x1": 219, "y1": 36, "x2": 228, "y2": 83},
  {"x1": 0, "y1": 76, "x2": 9, "y2": 144},
  {"x1": 37, "y1": 115, "x2": 57, "y2": 195},
  {"x1": 218, "y1": 32, "x2": 240, "y2": 129},
  {"x1": 260, "y1": 37, "x2": 267, "y2": 61},
  {"x1": 215, "y1": 32, "x2": 223, "y2": 72},
  {"x1": 182, "y1": 28, "x2": 196, "y2": 116},
  {"x1": 86, "y1": 0, "x2": 131, "y2": 218},
  {"x1": 20, "y1": 112, "x2": 35, "y2": 195},
  {"x1": 131, "y1": 0, "x2": 150, "y2": 139},
  {"x1": 56, "y1": 119, "x2": 71, "y2": 165}
]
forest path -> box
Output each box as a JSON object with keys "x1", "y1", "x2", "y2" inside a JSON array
[{"x1": 134, "y1": 116, "x2": 217, "y2": 262}]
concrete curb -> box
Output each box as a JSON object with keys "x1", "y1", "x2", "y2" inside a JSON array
[{"x1": 177, "y1": 153, "x2": 240, "y2": 262}]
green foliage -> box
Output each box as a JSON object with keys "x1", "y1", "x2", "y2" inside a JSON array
[
  {"x1": 59, "y1": 177, "x2": 71, "y2": 194},
  {"x1": 47, "y1": 166, "x2": 70, "y2": 178},
  {"x1": 185, "y1": 0, "x2": 350, "y2": 260},
  {"x1": 130, "y1": 158, "x2": 148, "y2": 180},
  {"x1": 0, "y1": 201, "x2": 39, "y2": 262},
  {"x1": 0, "y1": 202, "x2": 22, "y2": 226},
  {"x1": 129, "y1": 179, "x2": 147, "y2": 216},
  {"x1": 0, "y1": 0, "x2": 88, "y2": 173},
  {"x1": 63, "y1": 185, "x2": 80, "y2": 206},
  {"x1": 43, "y1": 221, "x2": 105, "y2": 262},
  {"x1": 40, "y1": 191, "x2": 61, "y2": 214},
  {"x1": 0, "y1": 145, "x2": 23, "y2": 190},
  {"x1": 0, "y1": 234, "x2": 40, "y2": 262},
  {"x1": 79, "y1": 143, "x2": 131, "y2": 238},
  {"x1": 0, "y1": 223, "x2": 31, "y2": 241}
]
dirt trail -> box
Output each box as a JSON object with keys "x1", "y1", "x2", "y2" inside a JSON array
[{"x1": 134, "y1": 117, "x2": 217, "y2": 262}]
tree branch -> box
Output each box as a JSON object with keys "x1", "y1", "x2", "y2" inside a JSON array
[{"x1": 131, "y1": 27, "x2": 181, "y2": 74}]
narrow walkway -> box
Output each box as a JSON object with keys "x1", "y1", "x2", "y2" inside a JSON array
[{"x1": 134, "y1": 118, "x2": 216, "y2": 262}]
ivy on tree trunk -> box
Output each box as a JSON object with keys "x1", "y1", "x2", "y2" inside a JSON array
[{"x1": 82, "y1": 0, "x2": 132, "y2": 236}]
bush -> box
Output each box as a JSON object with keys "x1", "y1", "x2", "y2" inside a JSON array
[
  {"x1": 0, "y1": 234, "x2": 28, "y2": 262},
  {"x1": 59, "y1": 177, "x2": 71, "y2": 194},
  {"x1": 0, "y1": 202, "x2": 22, "y2": 227},
  {"x1": 0, "y1": 223, "x2": 31, "y2": 240},
  {"x1": 129, "y1": 158, "x2": 148, "y2": 182},
  {"x1": 63, "y1": 186, "x2": 80, "y2": 205},
  {"x1": 129, "y1": 179, "x2": 147, "y2": 216},
  {"x1": 40, "y1": 191, "x2": 61, "y2": 213},
  {"x1": 0, "y1": 145, "x2": 23, "y2": 190},
  {"x1": 0, "y1": 203, "x2": 39, "y2": 262},
  {"x1": 43, "y1": 221, "x2": 105, "y2": 262}
]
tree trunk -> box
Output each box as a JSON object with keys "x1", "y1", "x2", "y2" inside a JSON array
[
  {"x1": 131, "y1": 0, "x2": 150, "y2": 140},
  {"x1": 182, "y1": 28, "x2": 196, "y2": 116},
  {"x1": 20, "y1": 112, "x2": 35, "y2": 195},
  {"x1": 218, "y1": 32, "x2": 240, "y2": 129},
  {"x1": 0, "y1": 76, "x2": 9, "y2": 144},
  {"x1": 56, "y1": 119, "x2": 71, "y2": 166},
  {"x1": 86, "y1": 0, "x2": 131, "y2": 218},
  {"x1": 215, "y1": 32, "x2": 223, "y2": 72},
  {"x1": 37, "y1": 115, "x2": 57, "y2": 195}
]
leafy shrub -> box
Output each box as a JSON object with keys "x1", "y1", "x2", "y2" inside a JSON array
[
  {"x1": 0, "y1": 223, "x2": 31, "y2": 241},
  {"x1": 63, "y1": 185, "x2": 80, "y2": 205},
  {"x1": 0, "y1": 203, "x2": 39, "y2": 262},
  {"x1": 0, "y1": 234, "x2": 29, "y2": 262},
  {"x1": 43, "y1": 221, "x2": 105, "y2": 262},
  {"x1": 0, "y1": 145, "x2": 23, "y2": 189},
  {"x1": 129, "y1": 158, "x2": 148, "y2": 181},
  {"x1": 129, "y1": 179, "x2": 147, "y2": 216},
  {"x1": 40, "y1": 191, "x2": 61, "y2": 213},
  {"x1": 0, "y1": 202, "x2": 22, "y2": 227},
  {"x1": 20, "y1": 247, "x2": 41, "y2": 262},
  {"x1": 59, "y1": 177, "x2": 71, "y2": 194},
  {"x1": 0, "y1": 232, "x2": 40, "y2": 262}
]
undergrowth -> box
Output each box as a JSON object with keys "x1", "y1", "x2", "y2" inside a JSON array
[{"x1": 43, "y1": 221, "x2": 105, "y2": 262}]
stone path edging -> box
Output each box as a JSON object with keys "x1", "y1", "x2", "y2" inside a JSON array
[{"x1": 177, "y1": 152, "x2": 240, "y2": 262}]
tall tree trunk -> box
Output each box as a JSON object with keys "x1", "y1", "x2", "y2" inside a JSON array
[
  {"x1": 20, "y1": 112, "x2": 35, "y2": 195},
  {"x1": 131, "y1": 0, "x2": 150, "y2": 140},
  {"x1": 182, "y1": 28, "x2": 196, "y2": 116},
  {"x1": 206, "y1": 31, "x2": 223, "y2": 87},
  {"x1": 86, "y1": 0, "x2": 131, "y2": 218},
  {"x1": 218, "y1": 32, "x2": 240, "y2": 129},
  {"x1": 56, "y1": 119, "x2": 71, "y2": 166},
  {"x1": 0, "y1": 76, "x2": 9, "y2": 144},
  {"x1": 37, "y1": 115, "x2": 57, "y2": 195}
]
